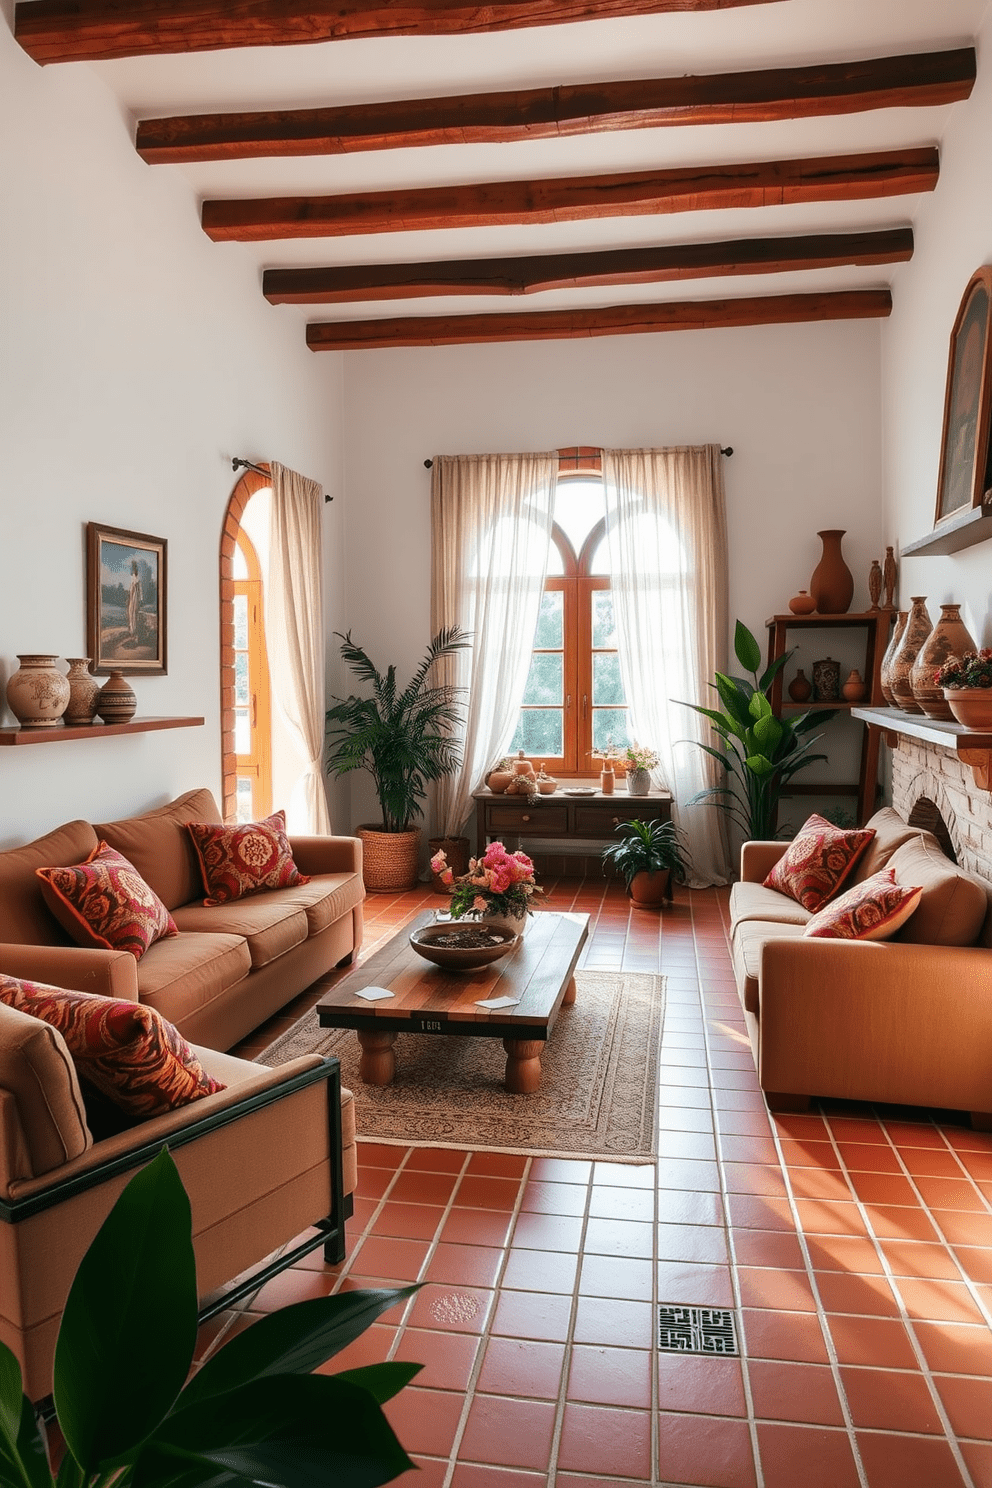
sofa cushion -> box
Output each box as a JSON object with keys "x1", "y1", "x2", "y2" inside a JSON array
[
  {"x1": 804, "y1": 869, "x2": 923, "y2": 941},
  {"x1": 96, "y1": 788, "x2": 221, "y2": 913},
  {"x1": 186, "y1": 812, "x2": 310, "y2": 907},
  {"x1": 851, "y1": 808, "x2": 924, "y2": 884},
  {"x1": 763, "y1": 814, "x2": 875, "y2": 912},
  {"x1": 0, "y1": 1001, "x2": 92, "y2": 1177},
  {"x1": 731, "y1": 921, "x2": 806, "y2": 1014},
  {"x1": 171, "y1": 896, "x2": 309, "y2": 969},
  {"x1": 889, "y1": 837, "x2": 989, "y2": 947},
  {"x1": 36, "y1": 843, "x2": 178, "y2": 960},
  {"x1": 273, "y1": 872, "x2": 366, "y2": 936},
  {"x1": 729, "y1": 881, "x2": 811, "y2": 929},
  {"x1": 0, "y1": 819, "x2": 100, "y2": 946},
  {"x1": 134, "y1": 932, "x2": 252, "y2": 1031}
]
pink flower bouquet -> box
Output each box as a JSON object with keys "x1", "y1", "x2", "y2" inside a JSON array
[{"x1": 429, "y1": 841, "x2": 543, "y2": 921}]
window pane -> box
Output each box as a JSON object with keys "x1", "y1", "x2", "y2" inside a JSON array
[
  {"x1": 593, "y1": 652, "x2": 625, "y2": 706},
  {"x1": 534, "y1": 591, "x2": 563, "y2": 649},
  {"x1": 235, "y1": 651, "x2": 249, "y2": 706},
  {"x1": 591, "y1": 590, "x2": 618, "y2": 648},
  {"x1": 546, "y1": 542, "x2": 565, "y2": 576},
  {"x1": 593, "y1": 708, "x2": 630, "y2": 752},
  {"x1": 233, "y1": 594, "x2": 248, "y2": 649},
  {"x1": 523, "y1": 652, "x2": 563, "y2": 706},
  {"x1": 554, "y1": 477, "x2": 605, "y2": 555},
  {"x1": 235, "y1": 778, "x2": 254, "y2": 823},
  {"x1": 589, "y1": 533, "x2": 613, "y2": 574},
  {"x1": 511, "y1": 709, "x2": 563, "y2": 757},
  {"x1": 235, "y1": 708, "x2": 250, "y2": 755},
  {"x1": 233, "y1": 546, "x2": 249, "y2": 581}
]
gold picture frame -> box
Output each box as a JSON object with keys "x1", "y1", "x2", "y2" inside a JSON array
[
  {"x1": 86, "y1": 522, "x2": 168, "y2": 675},
  {"x1": 934, "y1": 265, "x2": 992, "y2": 526}
]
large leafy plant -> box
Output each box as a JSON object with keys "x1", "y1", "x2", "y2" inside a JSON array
[
  {"x1": 0, "y1": 1150, "x2": 419, "y2": 1488},
  {"x1": 601, "y1": 818, "x2": 691, "y2": 890},
  {"x1": 682, "y1": 620, "x2": 831, "y2": 841},
  {"x1": 326, "y1": 627, "x2": 471, "y2": 833}
]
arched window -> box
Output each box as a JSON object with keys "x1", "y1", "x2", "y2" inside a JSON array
[{"x1": 220, "y1": 465, "x2": 273, "y2": 821}]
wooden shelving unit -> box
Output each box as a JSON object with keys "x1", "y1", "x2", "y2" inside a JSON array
[{"x1": 0, "y1": 716, "x2": 204, "y2": 747}]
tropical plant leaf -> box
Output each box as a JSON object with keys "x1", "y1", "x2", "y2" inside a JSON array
[
  {"x1": 758, "y1": 652, "x2": 791, "y2": 692},
  {"x1": 711, "y1": 674, "x2": 753, "y2": 732},
  {"x1": 751, "y1": 714, "x2": 783, "y2": 753},
  {"x1": 0, "y1": 1343, "x2": 53, "y2": 1488},
  {"x1": 333, "y1": 1363, "x2": 422, "y2": 1405},
  {"x1": 744, "y1": 754, "x2": 777, "y2": 777},
  {"x1": 734, "y1": 620, "x2": 763, "y2": 674}
]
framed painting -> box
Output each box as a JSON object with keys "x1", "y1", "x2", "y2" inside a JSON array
[
  {"x1": 86, "y1": 523, "x2": 168, "y2": 675},
  {"x1": 934, "y1": 265, "x2": 992, "y2": 526}
]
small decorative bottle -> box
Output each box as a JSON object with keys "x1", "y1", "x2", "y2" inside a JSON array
[{"x1": 600, "y1": 764, "x2": 615, "y2": 795}]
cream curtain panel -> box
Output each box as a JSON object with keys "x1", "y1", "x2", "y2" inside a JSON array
[
  {"x1": 602, "y1": 445, "x2": 732, "y2": 886},
  {"x1": 267, "y1": 461, "x2": 331, "y2": 834},
  {"x1": 430, "y1": 452, "x2": 557, "y2": 839}
]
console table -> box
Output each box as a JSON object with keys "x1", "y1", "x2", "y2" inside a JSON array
[{"x1": 472, "y1": 784, "x2": 673, "y2": 858}]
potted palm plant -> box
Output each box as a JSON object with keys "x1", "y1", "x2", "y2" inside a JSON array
[
  {"x1": 326, "y1": 627, "x2": 470, "y2": 891},
  {"x1": 601, "y1": 817, "x2": 691, "y2": 909}
]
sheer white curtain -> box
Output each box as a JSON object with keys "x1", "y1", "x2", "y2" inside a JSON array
[
  {"x1": 267, "y1": 461, "x2": 332, "y2": 834},
  {"x1": 602, "y1": 445, "x2": 731, "y2": 886},
  {"x1": 430, "y1": 452, "x2": 557, "y2": 838}
]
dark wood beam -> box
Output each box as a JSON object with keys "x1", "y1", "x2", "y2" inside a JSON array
[
  {"x1": 264, "y1": 228, "x2": 914, "y2": 304},
  {"x1": 202, "y1": 148, "x2": 939, "y2": 242},
  {"x1": 14, "y1": 0, "x2": 785, "y2": 65},
  {"x1": 305, "y1": 288, "x2": 893, "y2": 349},
  {"x1": 138, "y1": 50, "x2": 975, "y2": 164}
]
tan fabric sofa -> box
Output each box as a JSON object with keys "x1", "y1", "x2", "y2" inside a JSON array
[
  {"x1": 0, "y1": 787, "x2": 365, "y2": 1051},
  {"x1": 729, "y1": 808, "x2": 992, "y2": 1124}
]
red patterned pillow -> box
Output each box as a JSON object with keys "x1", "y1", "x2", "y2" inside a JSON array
[
  {"x1": 186, "y1": 810, "x2": 310, "y2": 906},
  {"x1": 36, "y1": 842, "x2": 178, "y2": 960},
  {"x1": 0, "y1": 976, "x2": 224, "y2": 1117},
  {"x1": 763, "y1": 814, "x2": 875, "y2": 912},
  {"x1": 804, "y1": 869, "x2": 923, "y2": 941}
]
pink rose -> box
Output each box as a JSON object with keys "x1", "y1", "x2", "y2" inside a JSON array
[
  {"x1": 472, "y1": 895, "x2": 488, "y2": 912},
  {"x1": 441, "y1": 867, "x2": 454, "y2": 886},
  {"x1": 430, "y1": 850, "x2": 447, "y2": 873}
]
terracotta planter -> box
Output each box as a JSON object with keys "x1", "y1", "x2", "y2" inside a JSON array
[
  {"x1": 96, "y1": 670, "x2": 137, "y2": 724},
  {"x1": 357, "y1": 824, "x2": 421, "y2": 892},
  {"x1": 879, "y1": 610, "x2": 908, "y2": 706},
  {"x1": 629, "y1": 869, "x2": 673, "y2": 910},
  {"x1": 944, "y1": 690, "x2": 992, "y2": 731},
  {"x1": 889, "y1": 597, "x2": 932, "y2": 714},
  {"x1": 6, "y1": 654, "x2": 70, "y2": 727},
  {"x1": 481, "y1": 905, "x2": 530, "y2": 936},
  {"x1": 910, "y1": 604, "x2": 977, "y2": 721},
  {"x1": 63, "y1": 657, "x2": 100, "y2": 725},
  {"x1": 842, "y1": 669, "x2": 867, "y2": 702},
  {"x1": 809, "y1": 530, "x2": 854, "y2": 615},
  {"x1": 486, "y1": 770, "x2": 513, "y2": 794}
]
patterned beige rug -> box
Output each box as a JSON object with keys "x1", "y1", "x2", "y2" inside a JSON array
[{"x1": 259, "y1": 970, "x2": 665, "y2": 1162}]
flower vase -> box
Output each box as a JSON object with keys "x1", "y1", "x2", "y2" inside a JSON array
[
  {"x1": 481, "y1": 907, "x2": 530, "y2": 937},
  {"x1": 6, "y1": 654, "x2": 70, "y2": 727},
  {"x1": 809, "y1": 530, "x2": 854, "y2": 615},
  {"x1": 890, "y1": 597, "x2": 932, "y2": 714},
  {"x1": 63, "y1": 657, "x2": 100, "y2": 725},
  {"x1": 627, "y1": 767, "x2": 651, "y2": 796},
  {"x1": 910, "y1": 604, "x2": 977, "y2": 721},
  {"x1": 879, "y1": 610, "x2": 908, "y2": 706}
]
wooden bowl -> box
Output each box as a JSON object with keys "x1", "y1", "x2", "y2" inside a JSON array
[{"x1": 409, "y1": 921, "x2": 519, "y2": 971}]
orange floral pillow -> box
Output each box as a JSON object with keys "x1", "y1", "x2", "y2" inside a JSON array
[
  {"x1": 36, "y1": 842, "x2": 178, "y2": 960},
  {"x1": 0, "y1": 975, "x2": 224, "y2": 1117},
  {"x1": 186, "y1": 810, "x2": 310, "y2": 906},
  {"x1": 803, "y1": 869, "x2": 923, "y2": 941},
  {"x1": 763, "y1": 814, "x2": 875, "y2": 913}
]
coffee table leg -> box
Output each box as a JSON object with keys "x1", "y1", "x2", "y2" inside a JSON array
[
  {"x1": 562, "y1": 975, "x2": 577, "y2": 1006},
  {"x1": 503, "y1": 1037, "x2": 544, "y2": 1094},
  {"x1": 358, "y1": 1030, "x2": 397, "y2": 1086}
]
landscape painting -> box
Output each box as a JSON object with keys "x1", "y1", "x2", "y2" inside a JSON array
[{"x1": 86, "y1": 523, "x2": 167, "y2": 674}]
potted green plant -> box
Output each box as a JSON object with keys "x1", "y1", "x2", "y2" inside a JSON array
[
  {"x1": 326, "y1": 626, "x2": 470, "y2": 890},
  {"x1": 934, "y1": 648, "x2": 992, "y2": 729},
  {"x1": 601, "y1": 817, "x2": 691, "y2": 908}
]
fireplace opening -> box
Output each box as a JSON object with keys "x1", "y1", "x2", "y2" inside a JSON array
[{"x1": 908, "y1": 796, "x2": 957, "y2": 863}]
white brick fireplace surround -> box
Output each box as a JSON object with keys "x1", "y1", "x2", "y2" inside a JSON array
[{"x1": 889, "y1": 735, "x2": 992, "y2": 883}]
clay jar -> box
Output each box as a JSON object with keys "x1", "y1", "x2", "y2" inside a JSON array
[
  {"x1": 63, "y1": 657, "x2": 100, "y2": 725},
  {"x1": 486, "y1": 768, "x2": 513, "y2": 794},
  {"x1": 889, "y1": 597, "x2": 932, "y2": 714},
  {"x1": 842, "y1": 669, "x2": 867, "y2": 702},
  {"x1": 788, "y1": 670, "x2": 813, "y2": 703},
  {"x1": 788, "y1": 590, "x2": 816, "y2": 616},
  {"x1": 809, "y1": 530, "x2": 855, "y2": 615},
  {"x1": 909, "y1": 603, "x2": 977, "y2": 721},
  {"x1": 96, "y1": 670, "x2": 137, "y2": 724},
  {"x1": 812, "y1": 657, "x2": 840, "y2": 702},
  {"x1": 6, "y1": 654, "x2": 70, "y2": 727},
  {"x1": 879, "y1": 610, "x2": 908, "y2": 706},
  {"x1": 511, "y1": 749, "x2": 534, "y2": 776}
]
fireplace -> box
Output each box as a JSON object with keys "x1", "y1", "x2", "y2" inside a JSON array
[{"x1": 888, "y1": 735, "x2": 992, "y2": 882}]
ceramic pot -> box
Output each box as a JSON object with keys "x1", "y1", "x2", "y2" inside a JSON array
[
  {"x1": 879, "y1": 610, "x2": 908, "y2": 706},
  {"x1": 486, "y1": 769, "x2": 513, "y2": 794},
  {"x1": 788, "y1": 669, "x2": 813, "y2": 703},
  {"x1": 6, "y1": 654, "x2": 70, "y2": 728},
  {"x1": 96, "y1": 670, "x2": 137, "y2": 724},
  {"x1": 511, "y1": 749, "x2": 534, "y2": 776},
  {"x1": 627, "y1": 767, "x2": 652, "y2": 796},
  {"x1": 809, "y1": 529, "x2": 855, "y2": 615},
  {"x1": 63, "y1": 657, "x2": 100, "y2": 725},
  {"x1": 944, "y1": 690, "x2": 992, "y2": 731},
  {"x1": 842, "y1": 669, "x2": 867, "y2": 703},
  {"x1": 600, "y1": 766, "x2": 615, "y2": 795},
  {"x1": 537, "y1": 778, "x2": 558, "y2": 795},
  {"x1": 889, "y1": 597, "x2": 932, "y2": 714},
  {"x1": 788, "y1": 590, "x2": 817, "y2": 616},
  {"x1": 909, "y1": 604, "x2": 977, "y2": 721},
  {"x1": 812, "y1": 657, "x2": 840, "y2": 702},
  {"x1": 481, "y1": 905, "x2": 530, "y2": 936},
  {"x1": 629, "y1": 869, "x2": 672, "y2": 910}
]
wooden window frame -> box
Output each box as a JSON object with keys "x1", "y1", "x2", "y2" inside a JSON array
[
  {"x1": 233, "y1": 527, "x2": 273, "y2": 820},
  {"x1": 219, "y1": 464, "x2": 270, "y2": 821}
]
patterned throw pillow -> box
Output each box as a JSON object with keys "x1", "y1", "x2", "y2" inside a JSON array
[
  {"x1": 0, "y1": 976, "x2": 224, "y2": 1117},
  {"x1": 186, "y1": 810, "x2": 310, "y2": 907},
  {"x1": 36, "y1": 842, "x2": 178, "y2": 960},
  {"x1": 803, "y1": 869, "x2": 923, "y2": 941},
  {"x1": 763, "y1": 814, "x2": 876, "y2": 913}
]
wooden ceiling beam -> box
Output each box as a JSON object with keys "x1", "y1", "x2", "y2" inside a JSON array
[
  {"x1": 138, "y1": 50, "x2": 975, "y2": 164},
  {"x1": 202, "y1": 148, "x2": 939, "y2": 242},
  {"x1": 305, "y1": 288, "x2": 893, "y2": 349},
  {"x1": 263, "y1": 228, "x2": 914, "y2": 303},
  {"x1": 14, "y1": 0, "x2": 784, "y2": 65}
]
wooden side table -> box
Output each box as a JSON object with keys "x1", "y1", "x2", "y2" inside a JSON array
[{"x1": 472, "y1": 785, "x2": 673, "y2": 858}]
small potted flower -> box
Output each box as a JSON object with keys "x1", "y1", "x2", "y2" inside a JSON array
[
  {"x1": 934, "y1": 649, "x2": 992, "y2": 730},
  {"x1": 601, "y1": 818, "x2": 691, "y2": 909},
  {"x1": 622, "y1": 743, "x2": 661, "y2": 796},
  {"x1": 430, "y1": 840, "x2": 544, "y2": 934}
]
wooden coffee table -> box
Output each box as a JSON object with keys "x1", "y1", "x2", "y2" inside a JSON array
[{"x1": 314, "y1": 909, "x2": 589, "y2": 1094}]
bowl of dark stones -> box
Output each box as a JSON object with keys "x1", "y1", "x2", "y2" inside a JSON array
[{"x1": 409, "y1": 920, "x2": 519, "y2": 971}]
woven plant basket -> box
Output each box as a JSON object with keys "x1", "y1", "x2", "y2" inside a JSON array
[{"x1": 357, "y1": 825, "x2": 421, "y2": 892}]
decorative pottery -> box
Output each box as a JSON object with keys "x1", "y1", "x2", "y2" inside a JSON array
[
  {"x1": 868, "y1": 560, "x2": 883, "y2": 610},
  {"x1": 889, "y1": 597, "x2": 933, "y2": 714},
  {"x1": 879, "y1": 610, "x2": 908, "y2": 706},
  {"x1": 883, "y1": 546, "x2": 898, "y2": 609},
  {"x1": 537, "y1": 777, "x2": 558, "y2": 795},
  {"x1": 6, "y1": 654, "x2": 71, "y2": 728},
  {"x1": 95, "y1": 670, "x2": 137, "y2": 724},
  {"x1": 427, "y1": 834, "x2": 470, "y2": 894},
  {"x1": 409, "y1": 921, "x2": 518, "y2": 971},
  {"x1": 627, "y1": 767, "x2": 652, "y2": 796},
  {"x1": 788, "y1": 669, "x2": 813, "y2": 703},
  {"x1": 842, "y1": 669, "x2": 867, "y2": 703},
  {"x1": 510, "y1": 749, "x2": 534, "y2": 776},
  {"x1": 909, "y1": 604, "x2": 977, "y2": 721},
  {"x1": 812, "y1": 657, "x2": 841, "y2": 702},
  {"x1": 485, "y1": 769, "x2": 513, "y2": 794},
  {"x1": 944, "y1": 689, "x2": 992, "y2": 731},
  {"x1": 809, "y1": 530, "x2": 855, "y2": 615},
  {"x1": 356, "y1": 825, "x2": 421, "y2": 892},
  {"x1": 63, "y1": 657, "x2": 100, "y2": 725},
  {"x1": 600, "y1": 766, "x2": 615, "y2": 795},
  {"x1": 480, "y1": 905, "x2": 530, "y2": 936},
  {"x1": 629, "y1": 869, "x2": 673, "y2": 910},
  {"x1": 788, "y1": 590, "x2": 817, "y2": 616}
]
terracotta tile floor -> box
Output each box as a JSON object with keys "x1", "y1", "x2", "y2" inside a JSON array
[{"x1": 217, "y1": 881, "x2": 992, "y2": 1486}]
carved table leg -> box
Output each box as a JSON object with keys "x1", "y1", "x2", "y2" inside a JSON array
[
  {"x1": 503, "y1": 1037, "x2": 544, "y2": 1094},
  {"x1": 358, "y1": 1030, "x2": 397, "y2": 1086},
  {"x1": 562, "y1": 975, "x2": 577, "y2": 1006}
]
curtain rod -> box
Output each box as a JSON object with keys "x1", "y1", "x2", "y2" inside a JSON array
[
  {"x1": 423, "y1": 447, "x2": 733, "y2": 469},
  {"x1": 232, "y1": 456, "x2": 333, "y2": 502}
]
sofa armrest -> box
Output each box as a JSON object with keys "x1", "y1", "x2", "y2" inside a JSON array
[
  {"x1": 0, "y1": 944, "x2": 138, "y2": 1001},
  {"x1": 740, "y1": 841, "x2": 788, "y2": 883},
  {"x1": 289, "y1": 835, "x2": 363, "y2": 878}
]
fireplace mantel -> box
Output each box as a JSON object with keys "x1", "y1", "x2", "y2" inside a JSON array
[{"x1": 852, "y1": 706, "x2": 992, "y2": 791}]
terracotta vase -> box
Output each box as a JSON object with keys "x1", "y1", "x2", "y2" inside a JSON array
[
  {"x1": 96, "y1": 670, "x2": 137, "y2": 724},
  {"x1": 842, "y1": 669, "x2": 867, "y2": 702},
  {"x1": 788, "y1": 590, "x2": 816, "y2": 616},
  {"x1": 63, "y1": 657, "x2": 100, "y2": 725},
  {"x1": 788, "y1": 669, "x2": 813, "y2": 703},
  {"x1": 889, "y1": 597, "x2": 932, "y2": 714},
  {"x1": 944, "y1": 689, "x2": 992, "y2": 731},
  {"x1": 511, "y1": 749, "x2": 534, "y2": 776},
  {"x1": 809, "y1": 530, "x2": 855, "y2": 615},
  {"x1": 812, "y1": 657, "x2": 840, "y2": 702},
  {"x1": 909, "y1": 604, "x2": 977, "y2": 721},
  {"x1": 486, "y1": 769, "x2": 513, "y2": 794},
  {"x1": 879, "y1": 610, "x2": 908, "y2": 706},
  {"x1": 5, "y1": 654, "x2": 70, "y2": 728},
  {"x1": 629, "y1": 869, "x2": 673, "y2": 910}
]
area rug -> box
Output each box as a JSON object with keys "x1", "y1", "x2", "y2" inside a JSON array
[{"x1": 259, "y1": 971, "x2": 665, "y2": 1163}]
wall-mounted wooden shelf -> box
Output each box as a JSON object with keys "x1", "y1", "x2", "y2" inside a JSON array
[
  {"x1": 0, "y1": 716, "x2": 204, "y2": 747},
  {"x1": 852, "y1": 705, "x2": 992, "y2": 791},
  {"x1": 901, "y1": 504, "x2": 992, "y2": 556}
]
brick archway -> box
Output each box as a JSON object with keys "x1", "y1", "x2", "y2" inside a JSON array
[{"x1": 219, "y1": 463, "x2": 271, "y2": 821}]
